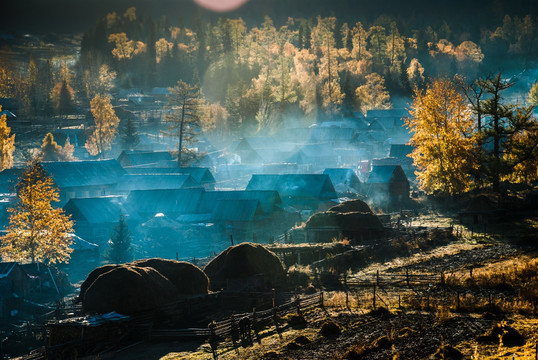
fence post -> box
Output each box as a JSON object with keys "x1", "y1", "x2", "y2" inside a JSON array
[
  {"x1": 209, "y1": 320, "x2": 218, "y2": 360},
  {"x1": 295, "y1": 297, "x2": 302, "y2": 315},
  {"x1": 230, "y1": 314, "x2": 239, "y2": 354},
  {"x1": 373, "y1": 285, "x2": 376, "y2": 310},
  {"x1": 273, "y1": 306, "x2": 282, "y2": 339},
  {"x1": 406, "y1": 269, "x2": 410, "y2": 287},
  {"x1": 252, "y1": 307, "x2": 261, "y2": 344},
  {"x1": 320, "y1": 291, "x2": 324, "y2": 308},
  {"x1": 456, "y1": 292, "x2": 460, "y2": 311},
  {"x1": 376, "y1": 270, "x2": 380, "y2": 286},
  {"x1": 398, "y1": 294, "x2": 401, "y2": 309}
]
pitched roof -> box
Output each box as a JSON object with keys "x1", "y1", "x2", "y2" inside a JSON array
[
  {"x1": 124, "y1": 167, "x2": 216, "y2": 185},
  {"x1": 0, "y1": 262, "x2": 17, "y2": 278},
  {"x1": 115, "y1": 174, "x2": 199, "y2": 192},
  {"x1": 117, "y1": 151, "x2": 174, "y2": 168},
  {"x1": 63, "y1": 196, "x2": 124, "y2": 224},
  {"x1": 246, "y1": 174, "x2": 337, "y2": 200},
  {"x1": 389, "y1": 144, "x2": 414, "y2": 158},
  {"x1": 42, "y1": 160, "x2": 126, "y2": 188},
  {"x1": 125, "y1": 188, "x2": 204, "y2": 216},
  {"x1": 0, "y1": 168, "x2": 24, "y2": 193},
  {"x1": 212, "y1": 199, "x2": 264, "y2": 221},
  {"x1": 198, "y1": 190, "x2": 281, "y2": 213},
  {"x1": 323, "y1": 168, "x2": 361, "y2": 187},
  {"x1": 367, "y1": 165, "x2": 408, "y2": 184},
  {"x1": 366, "y1": 108, "x2": 409, "y2": 118},
  {"x1": 309, "y1": 127, "x2": 357, "y2": 142}
]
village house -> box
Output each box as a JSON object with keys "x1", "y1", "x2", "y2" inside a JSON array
[
  {"x1": 366, "y1": 165, "x2": 410, "y2": 203},
  {"x1": 42, "y1": 160, "x2": 126, "y2": 205},
  {"x1": 125, "y1": 166, "x2": 216, "y2": 190},
  {"x1": 0, "y1": 262, "x2": 26, "y2": 318},
  {"x1": 246, "y1": 174, "x2": 338, "y2": 211},
  {"x1": 117, "y1": 150, "x2": 174, "y2": 168},
  {"x1": 114, "y1": 174, "x2": 200, "y2": 193},
  {"x1": 63, "y1": 196, "x2": 126, "y2": 247},
  {"x1": 323, "y1": 168, "x2": 362, "y2": 194}
]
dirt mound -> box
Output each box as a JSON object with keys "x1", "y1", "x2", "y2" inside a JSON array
[
  {"x1": 372, "y1": 335, "x2": 391, "y2": 349},
  {"x1": 79, "y1": 264, "x2": 119, "y2": 301},
  {"x1": 132, "y1": 258, "x2": 209, "y2": 295},
  {"x1": 329, "y1": 199, "x2": 372, "y2": 214},
  {"x1": 319, "y1": 320, "x2": 341, "y2": 337},
  {"x1": 477, "y1": 322, "x2": 525, "y2": 346},
  {"x1": 203, "y1": 243, "x2": 285, "y2": 291},
  {"x1": 368, "y1": 306, "x2": 394, "y2": 319},
  {"x1": 83, "y1": 265, "x2": 180, "y2": 314},
  {"x1": 285, "y1": 335, "x2": 312, "y2": 349}
]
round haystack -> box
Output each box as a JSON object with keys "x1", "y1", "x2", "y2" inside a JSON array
[
  {"x1": 329, "y1": 199, "x2": 372, "y2": 214},
  {"x1": 305, "y1": 211, "x2": 383, "y2": 231},
  {"x1": 203, "y1": 243, "x2": 285, "y2": 290},
  {"x1": 83, "y1": 265, "x2": 179, "y2": 314},
  {"x1": 79, "y1": 264, "x2": 119, "y2": 301},
  {"x1": 132, "y1": 258, "x2": 210, "y2": 295}
]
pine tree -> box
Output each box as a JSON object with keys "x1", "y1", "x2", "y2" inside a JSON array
[
  {"x1": 0, "y1": 109, "x2": 15, "y2": 171},
  {"x1": 105, "y1": 212, "x2": 133, "y2": 264},
  {"x1": 121, "y1": 118, "x2": 140, "y2": 150},
  {"x1": 164, "y1": 80, "x2": 203, "y2": 167},
  {"x1": 0, "y1": 160, "x2": 74, "y2": 264}
]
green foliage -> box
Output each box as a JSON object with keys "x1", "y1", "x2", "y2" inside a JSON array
[
  {"x1": 105, "y1": 212, "x2": 133, "y2": 264},
  {"x1": 121, "y1": 118, "x2": 140, "y2": 150}
]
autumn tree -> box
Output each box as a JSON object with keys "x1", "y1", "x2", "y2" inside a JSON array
[
  {"x1": 164, "y1": 80, "x2": 203, "y2": 167},
  {"x1": 407, "y1": 58, "x2": 425, "y2": 89},
  {"x1": 405, "y1": 78, "x2": 476, "y2": 196},
  {"x1": 355, "y1": 73, "x2": 391, "y2": 115},
  {"x1": 528, "y1": 82, "x2": 538, "y2": 106},
  {"x1": 0, "y1": 160, "x2": 74, "y2": 264},
  {"x1": 85, "y1": 94, "x2": 120, "y2": 158},
  {"x1": 0, "y1": 109, "x2": 15, "y2": 171},
  {"x1": 105, "y1": 212, "x2": 133, "y2": 264},
  {"x1": 40, "y1": 133, "x2": 75, "y2": 161}
]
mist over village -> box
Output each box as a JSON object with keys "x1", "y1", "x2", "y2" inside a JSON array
[{"x1": 0, "y1": 0, "x2": 537, "y2": 358}]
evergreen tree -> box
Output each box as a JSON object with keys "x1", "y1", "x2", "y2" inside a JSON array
[
  {"x1": 105, "y1": 212, "x2": 133, "y2": 264},
  {"x1": 121, "y1": 118, "x2": 140, "y2": 150}
]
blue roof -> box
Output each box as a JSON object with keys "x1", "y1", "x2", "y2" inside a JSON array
[
  {"x1": 42, "y1": 160, "x2": 125, "y2": 188},
  {"x1": 367, "y1": 165, "x2": 407, "y2": 184},
  {"x1": 246, "y1": 174, "x2": 337, "y2": 200}
]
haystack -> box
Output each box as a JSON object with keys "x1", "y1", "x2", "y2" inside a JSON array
[
  {"x1": 132, "y1": 258, "x2": 210, "y2": 295},
  {"x1": 329, "y1": 199, "x2": 372, "y2": 214},
  {"x1": 83, "y1": 265, "x2": 179, "y2": 314},
  {"x1": 203, "y1": 243, "x2": 285, "y2": 291},
  {"x1": 79, "y1": 264, "x2": 119, "y2": 301},
  {"x1": 305, "y1": 211, "x2": 383, "y2": 231}
]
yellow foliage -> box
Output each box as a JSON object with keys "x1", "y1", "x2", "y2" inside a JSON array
[
  {"x1": 0, "y1": 108, "x2": 15, "y2": 171},
  {"x1": 85, "y1": 95, "x2": 119, "y2": 157},
  {"x1": 406, "y1": 78, "x2": 476, "y2": 195},
  {"x1": 0, "y1": 160, "x2": 74, "y2": 264}
]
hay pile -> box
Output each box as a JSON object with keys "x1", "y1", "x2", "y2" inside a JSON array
[
  {"x1": 203, "y1": 243, "x2": 285, "y2": 291},
  {"x1": 329, "y1": 199, "x2": 372, "y2": 214},
  {"x1": 83, "y1": 265, "x2": 179, "y2": 314},
  {"x1": 132, "y1": 258, "x2": 209, "y2": 295},
  {"x1": 80, "y1": 259, "x2": 210, "y2": 314},
  {"x1": 305, "y1": 211, "x2": 383, "y2": 231}
]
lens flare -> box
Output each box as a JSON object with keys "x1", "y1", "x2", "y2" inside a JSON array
[{"x1": 193, "y1": 0, "x2": 249, "y2": 12}]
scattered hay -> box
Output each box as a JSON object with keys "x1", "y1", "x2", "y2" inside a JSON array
[
  {"x1": 341, "y1": 344, "x2": 368, "y2": 359},
  {"x1": 368, "y1": 306, "x2": 394, "y2": 319},
  {"x1": 432, "y1": 344, "x2": 463, "y2": 359},
  {"x1": 319, "y1": 320, "x2": 341, "y2": 337},
  {"x1": 286, "y1": 313, "x2": 307, "y2": 328},
  {"x1": 372, "y1": 335, "x2": 392, "y2": 349},
  {"x1": 398, "y1": 327, "x2": 416, "y2": 337},
  {"x1": 285, "y1": 335, "x2": 312, "y2": 349}
]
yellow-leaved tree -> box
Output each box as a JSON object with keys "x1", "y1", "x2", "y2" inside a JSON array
[
  {"x1": 85, "y1": 94, "x2": 120, "y2": 158},
  {"x1": 0, "y1": 107, "x2": 15, "y2": 171},
  {"x1": 0, "y1": 160, "x2": 74, "y2": 264},
  {"x1": 405, "y1": 78, "x2": 477, "y2": 195}
]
